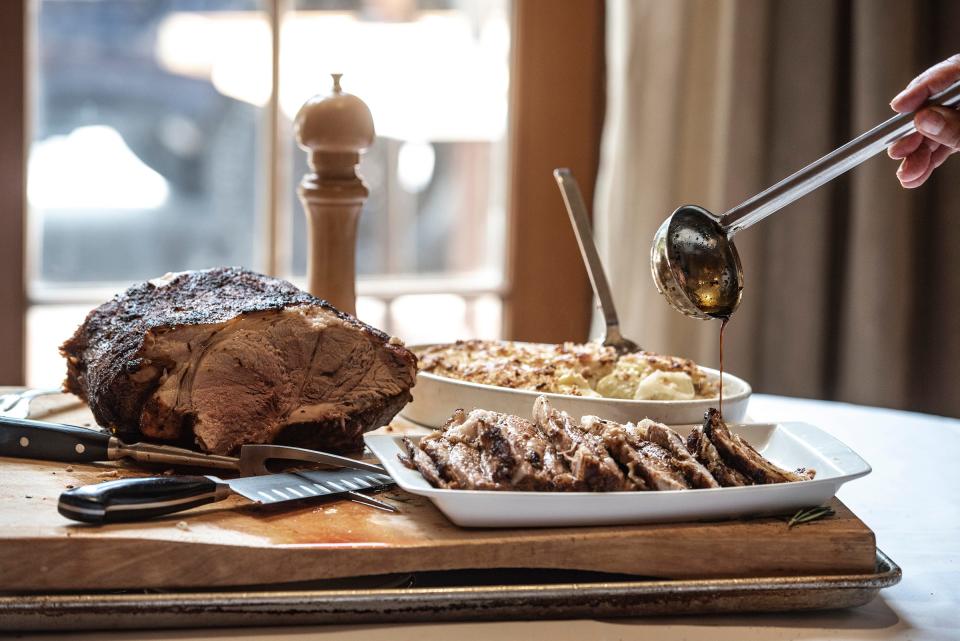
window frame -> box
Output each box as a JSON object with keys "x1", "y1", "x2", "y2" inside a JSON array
[
  {"x1": 0, "y1": 1, "x2": 26, "y2": 385},
  {"x1": 504, "y1": 0, "x2": 604, "y2": 344}
]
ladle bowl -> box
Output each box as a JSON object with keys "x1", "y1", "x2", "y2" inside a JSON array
[
  {"x1": 651, "y1": 205, "x2": 742, "y2": 320},
  {"x1": 651, "y1": 79, "x2": 960, "y2": 321}
]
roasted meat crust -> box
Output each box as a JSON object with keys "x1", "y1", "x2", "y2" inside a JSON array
[{"x1": 60, "y1": 267, "x2": 417, "y2": 454}]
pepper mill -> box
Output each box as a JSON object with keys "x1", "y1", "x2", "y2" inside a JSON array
[{"x1": 294, "y1": 73, "x2": 375, "y2": 315}]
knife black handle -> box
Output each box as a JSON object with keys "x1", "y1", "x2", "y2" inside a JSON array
[
  {"x1": 0, "y1": 416, "x2": 112, "y2": 463},
  {"x1": 58, "y1": 476, "x2": 229, "y2": 524}
]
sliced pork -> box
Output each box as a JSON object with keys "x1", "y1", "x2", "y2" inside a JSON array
[
  {"x1": 634, "y1": 420, "x2": 720, "y2": 489},
  {"x1": 701, "y1": 409, "x2": 809, "y2": 484},
  {"x1": 583, "y1": 417, "x2": 687, "y2": 491},
  {"x1": 404, "y1": 410, "x2": 502, "y2": 490},
  {"x1": 686, "y1": 427, "x2": 754, "y2": 487},
  {"x1": 400, "y1": 398, "x2": 814, "y2": 492},
  {"x1": 533, "y1": 397, "x2": 634, "y2": 491}
]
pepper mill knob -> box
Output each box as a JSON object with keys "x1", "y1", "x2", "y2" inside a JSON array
[{"x1": 294, "y1": 73, "x2": 375, "y2": 315}]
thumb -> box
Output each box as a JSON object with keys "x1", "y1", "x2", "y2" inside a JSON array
[{"x1": 915, "y1": 106, "x2": 960, "y2": 150}]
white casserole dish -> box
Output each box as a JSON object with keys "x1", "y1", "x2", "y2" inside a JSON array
[
  {"x1": 365, "y1": 422, "x2": 871, "y2": 528},
  {"x1": 401, "y1": 347, "x2": 751, "y2": 427}
]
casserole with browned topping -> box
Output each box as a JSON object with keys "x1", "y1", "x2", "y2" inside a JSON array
[{"x1": 416, "y1": 340, "x2": 718, "y2": 401}]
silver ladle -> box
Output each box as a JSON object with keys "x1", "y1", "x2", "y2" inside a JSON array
[{"x1": 651, "y1": 79, "x2": 960, "y2": 321}]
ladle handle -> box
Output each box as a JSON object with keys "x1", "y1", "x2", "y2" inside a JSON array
[
  {"x1": 721, "y1": 79, "x2": 960, "y2": 235},
  {"x1": 553, "y1": 168, "x2": 622, "y2": 334}
]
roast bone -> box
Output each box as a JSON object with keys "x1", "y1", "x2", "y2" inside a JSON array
[
  {"x1": 401, "y1": 398, "x2": 813, "y2": 491},
  {"x1": 61, "y1": 267, "x2": 417, "y2": 455}
]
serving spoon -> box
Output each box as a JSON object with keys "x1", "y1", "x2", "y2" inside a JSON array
[
  {"x1": 554, "y1": 168, "x2": 640, "y2": 354},
  {"x1": 651, "y1": 79, "x2": 960, "y2": 321}
]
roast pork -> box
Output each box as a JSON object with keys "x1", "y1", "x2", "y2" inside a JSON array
[
  {"x1": 61, "y1": 267, "x2": 417, "y2": 455},
  {"x1": 402, "y1": 398, "x2": 815, "y2": 492}
]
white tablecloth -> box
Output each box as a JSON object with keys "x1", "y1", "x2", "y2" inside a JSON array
[{"x1": 16, "y1": 394, "x2": 960, "y2": 641}]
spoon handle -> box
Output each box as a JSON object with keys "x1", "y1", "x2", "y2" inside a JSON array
[
  {"x1": 721, "y1": 79, "x2": 960, "y2": 235},
  {"x1": 553, "y1": 168, "x2": 623, "y2": 336}
]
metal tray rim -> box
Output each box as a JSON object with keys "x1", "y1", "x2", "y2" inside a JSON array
[{"x1": 1, "y1": 549, "x2": 900, "y2": 609}]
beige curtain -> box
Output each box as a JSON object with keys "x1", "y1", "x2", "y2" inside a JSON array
[{"x1": 595, "y1": 0, "x2": 960, "y2": 417}]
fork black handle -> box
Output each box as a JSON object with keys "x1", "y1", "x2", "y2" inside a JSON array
[{"x1": 0, "y1": 416, "x2": 113, "y2": 463}]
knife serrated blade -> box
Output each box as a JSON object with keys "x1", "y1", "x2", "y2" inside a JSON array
[{"x1": 227, "y1": 469, "x2": 394, "y2": 504}]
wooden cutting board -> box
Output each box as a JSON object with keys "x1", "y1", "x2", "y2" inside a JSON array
[{"x1": 0, "y1": 393, "x2": 877, "y2": 592}]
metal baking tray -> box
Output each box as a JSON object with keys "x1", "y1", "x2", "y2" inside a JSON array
[{"x1": 0, "y1": 549, "x2": 900, "y2": 632}]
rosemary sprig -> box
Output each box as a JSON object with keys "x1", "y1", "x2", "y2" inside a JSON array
[{"x1": 786, "y1": 505, "x2": 835, "y2": 528}]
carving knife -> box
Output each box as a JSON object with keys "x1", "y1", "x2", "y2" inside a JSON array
[
  {"x1": 0, "y1": 415, "x2": 385, "y2": 475},
  {"x1": 57, "y1": 468, "x2": 396, "y2": 524}
]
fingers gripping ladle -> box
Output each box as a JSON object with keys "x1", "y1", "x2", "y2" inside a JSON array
[{"x1": 651, "y1": 80, "x2": 960, "y2": 321}]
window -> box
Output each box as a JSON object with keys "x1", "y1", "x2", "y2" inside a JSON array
[
  {"x1": 2, "y1": 0, "x2": 602, "y2": 387},
  {"x1": 25, "y1": 0, "x2": 509, "y2": 385}
]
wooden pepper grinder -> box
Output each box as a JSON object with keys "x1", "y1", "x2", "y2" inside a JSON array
[{"x1": 294, "y1": 73, "x2": 375, "y2": 315}]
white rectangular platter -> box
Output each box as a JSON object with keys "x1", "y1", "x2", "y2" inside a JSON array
[{"x1": 365, "y1": 422, "x2": 871, "y2": 528}]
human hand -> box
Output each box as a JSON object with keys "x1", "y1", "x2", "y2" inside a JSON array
[{"x1": 888, "y1": 54, "x2": 960, "y2": 188}]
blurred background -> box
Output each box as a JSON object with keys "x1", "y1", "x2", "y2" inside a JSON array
[
  {"x1": 1, "y1": 0, "x2": 958, "y2": 417},
  {"x1": 594, "y1": 1, "x2": 960, "y2": 418},
  {"x1": 24, "y1": 0, "x2": 510, "y2": 381}
]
